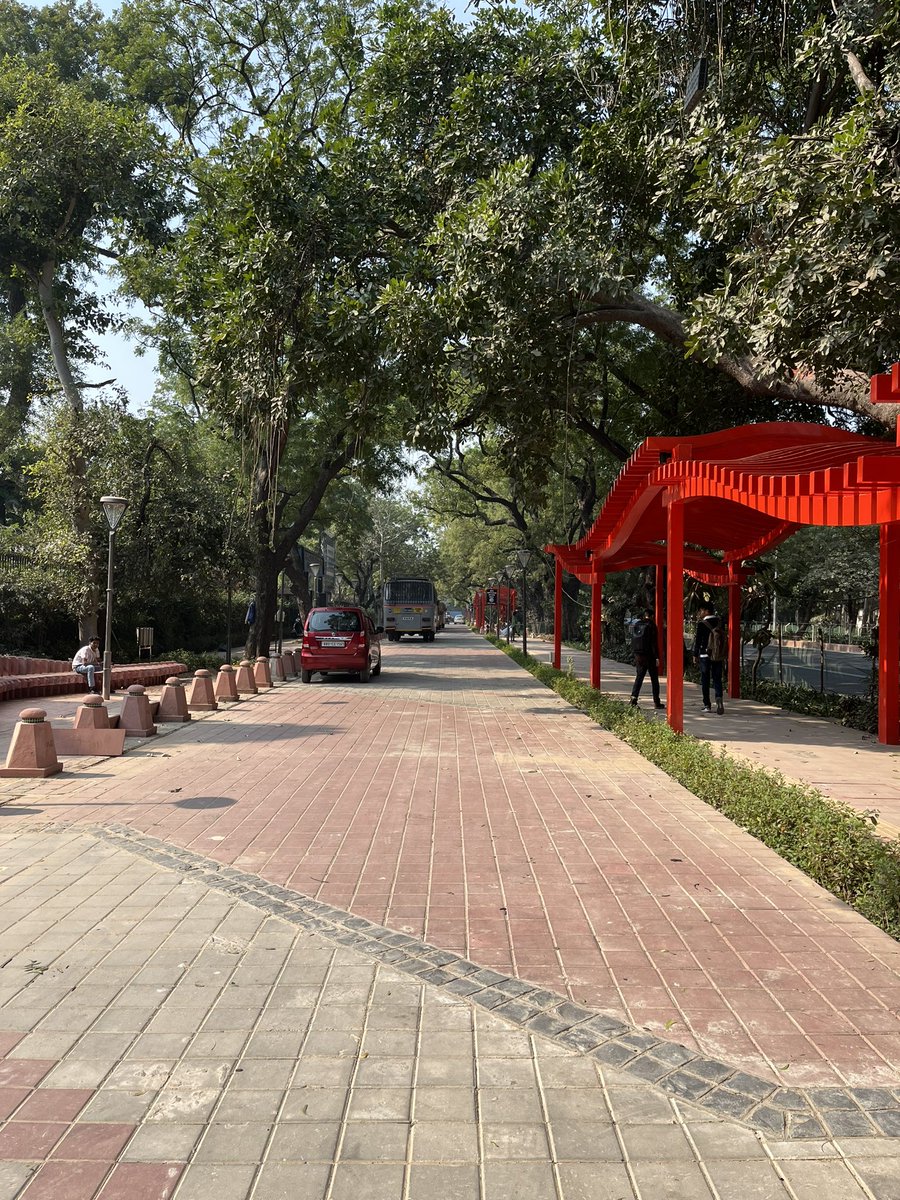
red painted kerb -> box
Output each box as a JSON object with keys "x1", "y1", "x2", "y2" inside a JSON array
[{"x1": 546, "y1": 365, "x2": 900, "y2": 744}]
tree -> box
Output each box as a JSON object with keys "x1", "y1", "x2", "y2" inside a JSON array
[
  {"x1": 0, "y1": 17, "x2": 174, "y2": 636},
  {"x1": 363, "y1": 1, "x2": 900, "y2": 434}
]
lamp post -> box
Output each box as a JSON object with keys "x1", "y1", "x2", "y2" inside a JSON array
[
  {"x1": 504, "y1": 564, "x2": 514, "y2": 644},
  {"x1": 517, "y1": 547, "x2": 532, "y2": 658},
  {"x1": 309, "y1": 560, "x2": 322, "y2": 610},
  {"x1": 100, "y1": 496, "x2": 129, "y2": 701}
]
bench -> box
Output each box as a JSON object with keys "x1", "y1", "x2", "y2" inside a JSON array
[{"x1": 0, "y1": 657, "x2": 188, "y2": 702}]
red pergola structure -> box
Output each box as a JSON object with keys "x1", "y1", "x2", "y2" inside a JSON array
[{"x1": 546, "y1": 370, "x2": 900, "y2": 744}]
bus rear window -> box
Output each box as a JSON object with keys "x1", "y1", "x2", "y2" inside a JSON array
[{"x1": 385, "y1": 580, "x2": 435, "y2": 604}]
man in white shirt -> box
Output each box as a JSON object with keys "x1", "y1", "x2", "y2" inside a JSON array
[{"x1": 72, "y1": 637, "x2": 101, "y2": 693}]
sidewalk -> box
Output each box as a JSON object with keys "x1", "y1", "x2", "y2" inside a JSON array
[
  {"x1": 533, "y1": 640, "x2": 900, "y2": 838},
  {"x1": 0, "y1": 630, "x2": 898, "y2": 1197}
]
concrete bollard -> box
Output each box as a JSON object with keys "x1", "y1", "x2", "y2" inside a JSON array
[
  {"x1": 235, "y1": 660, "x2": 257, "y2": 695},
  {"x1": 0, "y1": 709, "x2": 62, "y2": 778},
  {"x1": 74, "y1": 694, "x2": 111, "y2": 730},
  {"x1": 270, "y1": 655, "x2": 286, "y2": 682},
  {"x1": 254, "y1": 656, "x2": 273, "y2": 689},
  {"x1": 187, "y1": 669, "x2": 218, "y2": 713},
  {"x1": 119, "y1": 685, "x2": 157, "y2": 738},
  {"x1": 214, "y1": 663, "x2": 240, "y2": 702},
  {"x1": 281, "y1": 651, "x2": 295, "y2": 679},
  {"x1": 157, "y1": 677, "x2": 191, "y2": 723}
]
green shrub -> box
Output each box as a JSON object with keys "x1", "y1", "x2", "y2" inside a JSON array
[
  {"x1": 487, "y1": 636, "x2": 900, "y2": 940},
  {"x1": 161, "y1": 648, "x2": 226, "y2": 673}
]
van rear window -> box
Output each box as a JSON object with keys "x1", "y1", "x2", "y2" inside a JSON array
[{"x1": 308, "y1": 611, "x2": 361, "y2": 632}]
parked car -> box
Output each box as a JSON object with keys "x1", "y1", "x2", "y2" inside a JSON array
[{"x1": 300, "y1": 607, "x2": 382, "y2": 683}]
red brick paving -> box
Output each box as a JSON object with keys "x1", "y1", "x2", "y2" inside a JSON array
[
  {"x1": 96, "y1": 1163, "x2": 182, "y2": 1200},
  {"x1": 2, "y1": 631, "x2": 900, "y2": 1088},
  {"x1": 22, "y1": 1161, "x2": 110, "y2": 1200}
]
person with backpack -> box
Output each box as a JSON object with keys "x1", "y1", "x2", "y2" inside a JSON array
[
  {"x1": 629, "y1": 608, "x2": 663, "y2": 709},
  {"x1": 693, "y1": 602, "x2": 726, "y2": 714}
]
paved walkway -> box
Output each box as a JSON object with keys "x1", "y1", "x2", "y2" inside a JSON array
[
  {"x1": 0, "y1": 630, "x2": 898, "y2": 1196},
  {"x1": 535, "y1": 641, "x2": 900, "y2": 838}
]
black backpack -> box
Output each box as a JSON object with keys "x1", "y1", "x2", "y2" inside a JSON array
[
  {"x1": 631, "y1": 620, "x2": 649, "y2": 655},
  {"x1": 707, "y1": 624, "x2": 727, "y2": 662}
]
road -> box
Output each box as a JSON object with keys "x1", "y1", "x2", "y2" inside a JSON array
[{"x1": 744, "y1": 643, "x2": 873, "y2": 696}]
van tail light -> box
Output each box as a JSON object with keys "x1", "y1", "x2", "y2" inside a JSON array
[{"x1": 302, "y1": 635, "x2": 313, "y2": 649}]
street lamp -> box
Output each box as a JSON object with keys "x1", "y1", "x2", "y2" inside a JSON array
[
  {"x1": 504, "y1": 564, "x2": 515, "y2": 644},
  {"x1": 517, "y1": 547, "x2": 532, "y2": 658},
  {"x1": 309, "y1": 560, "x2": 322, "y2": 609},
  {"x1": 100, "y1": 496, "x2": 129, "y2": 701}
]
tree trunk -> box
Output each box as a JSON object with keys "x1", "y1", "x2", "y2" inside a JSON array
[
  {"x1": 30, "y1": 260, "x2": 99, "y2": 641},
  {"x1": 245, "y1": 542, "x2": 279, "y2": 659}
]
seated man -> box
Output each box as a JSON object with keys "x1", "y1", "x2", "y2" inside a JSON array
[{"x1": 72, "y1": 637, "x2": 101, "y2": 693}]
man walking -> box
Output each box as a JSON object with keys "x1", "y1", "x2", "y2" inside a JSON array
[
  {"x1": 629, "y1": 608, "x2": 663, "y2": 709},
  {"x1": 72, "y1": 636, "x2": 101, "y2": 693},
  {"x1": 693, "y1": 602, "x2": 726, "y2": 714}
]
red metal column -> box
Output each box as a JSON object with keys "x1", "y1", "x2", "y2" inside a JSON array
[
  {"x1": 590, "y1": 571, "x2": 604, "y2": 689},
  {"x1": 879, "y1": 523, "x2": 900, "y2": 745},
  {"x1": 655, "y1": 563, "x2": 666, "y2": 676},
  {"x1": 728, "y1": 576, "x2": 742, "y2": 700},
  {"x1": 666, "y1": 497, "x2": 684, "y2": 733},
  {"x1": 553, "y1": 556, "x2": 563, "y2": 670}
]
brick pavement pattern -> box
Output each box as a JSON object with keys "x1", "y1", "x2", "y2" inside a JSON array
[
  {"x1": 1, "y1": 630, "x2": 899, "y2": 1097},
  {"x1": 1, "y1": 827, "x2": 897, "y2": 1200}
]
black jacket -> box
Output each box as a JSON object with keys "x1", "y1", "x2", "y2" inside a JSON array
[
  {"x1": 693, "y1": 613, "x2": 720, "y2": 658},
  {"x1": 634, "y1": 618, "x2": 659, "y2": 661}
]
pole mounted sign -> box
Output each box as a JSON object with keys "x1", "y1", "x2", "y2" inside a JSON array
[{"x1": 486, "y1": 587, "x2": 498, "y2": 605}]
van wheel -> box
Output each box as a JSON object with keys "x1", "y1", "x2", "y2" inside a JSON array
[
  {"x1": 301, "y1": 669, "x2": 312, "y2": 683},
  {"x1": 359, "y1": 664, "x2": 371, "y2": 683}
]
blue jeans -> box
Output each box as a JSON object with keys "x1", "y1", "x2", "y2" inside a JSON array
[
  {"x1": 74, "y1": 663, "x2": 97, "y2": 690},
  {"x1": 699, "y1": 658, "x2": 723, "y2": 707}
]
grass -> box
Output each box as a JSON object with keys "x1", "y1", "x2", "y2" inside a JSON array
[{"x1": 486, "y1": 635, "x2": 900, "y2": 941}]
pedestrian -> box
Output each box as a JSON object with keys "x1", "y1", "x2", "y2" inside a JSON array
[
  {"x1": 693, "y1": 602, "x2": 726, "y2": 714},
  {"x1": 629, "y1": 607, "x2": 663, "y2": 709},
  {"x1": 72, "y1": 636, "x2": 101, "y2": 693}
]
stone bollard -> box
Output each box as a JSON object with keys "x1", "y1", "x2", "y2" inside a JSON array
[
  {"x1": 235, "y1": 660, "x2": 257, "y2": 695},
  {"x1": 157, "y1": 677, "x2": 191, "y2": 723},
  {"x1": 119, "y1": 685, "x2": 157, "y2": 738},
  {"x1": 74, "y1": 694, "x2": 111, "y2": 730},
  {"x1": 187, "y1": 669, "x2": 218, "y2": 713},
  {"x1": 214, "y1": 664, "x2": 240, "y2": 702},
  {"x1": 0, "y1": 709, "x2": 62, "y2": 778},
  {"x1": 270, "y1": 655, "x2": 286, "y2": 682},
  {"x1": 254, "y1": 656, "x2": 273, "y2": 689},
  {"x1": 281, "y1": 651, "x2": 295, "y2": 679}
]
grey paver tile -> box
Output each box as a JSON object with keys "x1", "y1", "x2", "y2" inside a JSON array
[
  {"x1": 630, "y1": 1161, "x2": 715, "y2": 1200},
  {"x1": 145, "y1": 1087, "x2": 220, "y2": 1123},
  {"x1": 0, "y1": 1162, "x2": 36, "y2": 1200},
  {"x1": 688, "y1": 1123, "x2": 767, "y2": 1159},
  {"x1": 414, "y1": 1086, "x2": 477, "y2": 1122},
  {"x1": 703, "y1": 1160, "x2": 793, "y2": 1200},
  {"x1": 281, "y1": 1088, "x2": 348, "y2": 1122},
  {"x1": 557, "y1": 1162, "x2": 636, "y2": 1200},
  {"x1": 619, "y1": 1123, "x2": 696, "y2": 1161},
  {"x1": 411, "y1": 1120, "x2": 479, "y2": 1162},
  {"x1": 193, "y1": 1122, "x2": 273, "y2": 1163},
  {"x1": 329, "y1": 1162, "x2": 405, "y2": 1200},
  {"x1": 120, "y1": 1120, "x2": 204, "y2": 1160},
  {"x1": 347, "y1": 1088, "x2": 411, "y2": 1120},
  {"x1": 354, "y1": 1057, "x2": 415, "y2": 1088},
  {"x1": 778, "y1": 1159, "x2": 872, "y2": 1199},
  {"x1": 214, "y1": 1088, "x2": 285, "y2": 1122},
  {"x1": 478, "y1": 1087, "x2": 544, "y2": 1123},
  {"x1": 407, "y1": 1164, "x2": 480, "y2": 1200},
  {"x1": 478, "y1": 1059, "x2": 536, "y2": 1088},
  {"x1": 535, "y1": 1056, "x2": 600, "y2": 1088},
  {"x1": 42, "y1": 1058, "x2": 116, "y2": 1088},
  {"x1": 79, "y1": 1088, "x2": 157, "y2": 1123},
  {"x1": 550, "y1": 1121, "x2": 622, "y2": 1161},
  {"x1": 268, "y1": 1121, "x2": 341, "y2": 1162},
  {"x1": 339, "y1": 1120, "x2": 409, "y2": 1161},
  {"x1": 542, "y1": 1087, "x2": 610, "y2": 1124},
  {"x1": 252, "y1": 1163, "x2": 333, "y2": 1199},
  {"x1": 160, "y1": 1162, "x2": 258, "y2": 1200},
  {"x1": 483, "y1": 1160, "x2": 557, "y2": 1200},
  {"x1": 852, "y1": 1159, "x2": 900, "y2": 1200},
  {"x1": 482, "y1": 1122, "x2": 550, "y2": 1160}
]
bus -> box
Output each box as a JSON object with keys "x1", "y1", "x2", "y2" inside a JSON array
[{"x1": 383, "y1": 578, "x2": 439, "y2": 642}]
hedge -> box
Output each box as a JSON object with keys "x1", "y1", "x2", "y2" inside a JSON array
[{"x1": 487, "y1": 636, "x2": 900, "y2": 941}]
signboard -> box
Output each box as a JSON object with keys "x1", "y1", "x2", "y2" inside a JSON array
[
  {"x1": 486, "y1": 588, "x2": 498, "y2": 605},
  {"x1": 320, "y1": 533, "x2": 336, "y2": 588},
  {"x1": 684, "y1": 57, "x2": 708, "y2": 115}
]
